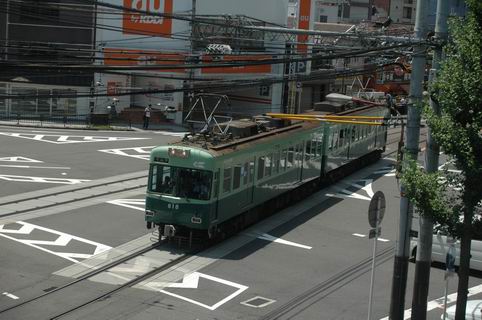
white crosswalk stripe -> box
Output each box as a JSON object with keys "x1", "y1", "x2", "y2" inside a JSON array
[
  {"x1": 99, "y1": 146, "x2": 155, "y2": 161},
  {"x1": 0, "y1": 132, "x2": 149, "y2": 144}
]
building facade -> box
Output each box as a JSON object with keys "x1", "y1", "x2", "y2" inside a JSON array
[{"x1": 0, "y1": 0, "x2": 95, "y2": 116}]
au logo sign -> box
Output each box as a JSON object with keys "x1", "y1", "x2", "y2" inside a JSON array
[{"x1": 123, "y1": 0, "x2": 173, "y2": 37}]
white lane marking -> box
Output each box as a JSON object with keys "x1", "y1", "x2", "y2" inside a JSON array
[
  {"x1": 31, "y1": 130, "x2": 68, "y2": 134},
  {"x1": 0, "y1": 165, "x2": 71, "y2": 170},
  {"x1": 2, "y1": 292, "x2": 19, "y2": 300},
  {"x1": 379, "y1": 283, "x2": 482, "y2": 320},
  {"x1": 0, "y1": 175, "x2": 89, "y2": 184},
  {"x1": 0, "y1": 156, "x2": 42, "y2": 163},
  {"x1": 154, "y1": 131, "x2": 189, "y2": 137},
  {"x1": 0, "y1": 132, "x2": 149, "y2": 144},
  {"x1": 246, "y1": 232, "x2": 312, "y2": 249},
  {"x1": 99, "y1": 146, "x2": 155, "y2": 161},
  {"x1": 147, "y1": 272, "x2": 248, "y2": 311},
  {"x1": 0, "y1": 221, "x2": 112, "y2": 263},
  {"x1": 352, "y1": 233, "x2": 390, "y2": 242},
  {"x1": 107, "y1": 199, "x2": 145, "y2": 212}
]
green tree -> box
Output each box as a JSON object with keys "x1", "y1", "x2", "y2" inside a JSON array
[{"x1": 401, "y1": 0, "x2": 481, "y2": 319}]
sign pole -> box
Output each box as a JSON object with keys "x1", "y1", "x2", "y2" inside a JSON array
[
  {"x1": 367, "y1": 191, "x2": 385, "y2": 320},
  {"x1": 368, "y1": 197, "x2": 380, "y2": 320}
]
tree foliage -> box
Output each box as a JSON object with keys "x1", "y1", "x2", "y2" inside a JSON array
[
  {"x1": 401, "y1": 0, "x2": 481, "y2": 318},
  {"x1": 402, "y1": 0, "x2": 482, "y2": 235}
]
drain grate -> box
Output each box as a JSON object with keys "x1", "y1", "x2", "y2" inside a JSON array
[{"x1": 241, "y1": 296, "x2": 276, "y2": 308}]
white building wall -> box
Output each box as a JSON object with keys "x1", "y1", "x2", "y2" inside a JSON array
[{"x1": 197, "y1": 0, "x2": 289, "y2": 25}]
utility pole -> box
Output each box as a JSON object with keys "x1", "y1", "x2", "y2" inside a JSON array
[
  {"x1": 389, "y1": 0, "x2": 428, "y2": 318},
  {"x1": 185, "y1": 0, "x2": 196, "y2": 124},
  {"x1": 411, "y1": 0, "x2": 449, "y2": 319}
]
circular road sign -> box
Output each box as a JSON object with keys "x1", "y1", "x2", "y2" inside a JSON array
[{"x1": 368, "y1": 191, "x2": 386, "y2": 228}]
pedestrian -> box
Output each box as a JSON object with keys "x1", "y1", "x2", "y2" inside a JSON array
[
  {"x1": 143, "y1": 104, "x2": 152, "y2": 129},
  {"x1": 385, "y1": 92, "x2": 393, "y2": 109}
]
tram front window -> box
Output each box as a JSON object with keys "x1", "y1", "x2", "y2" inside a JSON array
[{"x1": 150, "y1": 165, "x2": 212, "y2": 200}]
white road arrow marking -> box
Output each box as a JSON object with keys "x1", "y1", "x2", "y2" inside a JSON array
[
  {"x1": 146, "y1": 272, "x2": 248, "y2": 311},
  {"x1": 0, "y1": 156, "x2": 42, "y2": 163},
  {"x1": 0, "y1": 221, "x2": 111, "y2": 263},
  {"x1": 246, "y1": 232, "x2": 312, "y2": 249},
  {"x1": 0, "y1": 132, "x2": 148, "y2": 144},
  {"x1": 99, "y1": 146, "x2": 155, "y2": 161},
  {"x1": 0, "y1": 175, "x2": 89, "y2": 184},
  {"x1": 326, "y1": 179, "x2": 374, "y2": 201}
]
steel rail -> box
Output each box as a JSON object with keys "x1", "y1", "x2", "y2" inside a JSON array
[{"x1": 0, "y1": 241, "x2": 163, "y2": 314}]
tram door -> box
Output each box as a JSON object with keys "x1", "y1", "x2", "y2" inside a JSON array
[{"x1": 241, "y1": 158, "x2": 255, "y2": 208}]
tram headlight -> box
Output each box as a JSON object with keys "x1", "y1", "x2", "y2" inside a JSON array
[{"x1": 146, "y1": 210, "x2": 155, "y2": 217}]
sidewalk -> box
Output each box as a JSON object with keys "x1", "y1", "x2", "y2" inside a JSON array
[{"x1": 0, "y1": 119, "x2": 188, "y2": 133}]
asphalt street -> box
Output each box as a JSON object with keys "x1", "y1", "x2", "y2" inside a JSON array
[{"x1": 0, "y1": 124, "x2": 480, "y2": 320}]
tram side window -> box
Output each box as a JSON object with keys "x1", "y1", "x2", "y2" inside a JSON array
[
  {"x1": 265, "y1": 154, "x2": 272, "y2": 177},
  {"x1": 258, "y1": 156, "x2": 265, "y2": 180},
  {"x1": 332, "y1": 130, "x2": 338, "y2": 150},
  {"x1": 305, "y1": 141, "x2": 311, "y2": 161},
  {"x1": 316, "y1": 138, "x2": 323, "y2": 156},
  {"x1": 243, "y1": 162, "x2": 249, "y2": 185},
  {"x1": 296, "y1": 144, "x2": 302, "y2": 167},
  {"x1": 223, "y1": 167, "x2": 232, "y2": 193},
  {"x1": 213, "y1": 171, "x2": 219, "y2": 198},
  {"x1": 249, "y1": 160, "x2": 255, "y2": 183},
  {"x1": 233, "y1": 165, "x2": 241, "y2": 190},
  {"x1": 274, "y1": 151, "x2": 280, "y2": 174},
  {"x1": 280, "y1": 149, "x2": 287, "y2": 171},
  {"x1": 287, "y1": 147, "x2": 294, "y2": 168}
]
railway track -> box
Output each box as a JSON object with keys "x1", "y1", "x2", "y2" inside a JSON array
[
  {"x1": 260, "y1": 246, "x2": 395, "y2": 320},
  {"x1": 0, "y1": 239, "x2": 200, "y2": 320},
  {"x1": 0, "y1": 171, "x2": 148, "y2": 220}
]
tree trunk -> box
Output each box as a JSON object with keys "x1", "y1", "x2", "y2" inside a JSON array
[{"x1": 455, "y1": 205, "x2": 473, "y2": 320}]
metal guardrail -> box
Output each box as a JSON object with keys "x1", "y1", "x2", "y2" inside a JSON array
[{"x1": 0, "y1": 113, "x2": 133, "y2": 128}]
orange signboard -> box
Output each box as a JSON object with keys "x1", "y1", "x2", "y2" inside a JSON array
[
  {"x1": 103, "y1": 48, "x2": 185, "y2": 73},
  {"x1": 297, "y1": 0, "x2": 311, "y2": 53},
  {"x1": 123, "y1": 0, "x2": 173, "y2": 37},
  {"x1": 201, "y1": 55, "x2": 272, "y2": 74}
]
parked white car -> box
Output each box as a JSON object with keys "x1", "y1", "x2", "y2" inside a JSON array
[
  {"x1": 410, "y1": 223, "x2": 482, "y2": 271},
  {"x1": 442, "y1": 300, "x2": 482, "y2": 320}
]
